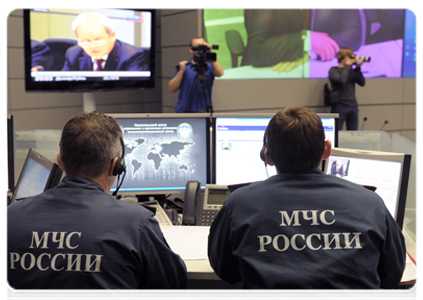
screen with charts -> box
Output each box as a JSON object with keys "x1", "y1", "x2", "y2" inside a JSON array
[
  {"x1": 204, "y1": 9, "x2": 413, "y2": 79},
  {"x1": 111, "y1": 114, "x2": 210, "y2": 194},
  {"x1": 213, "y1": 114, "x2": 338, "y2": 185},
  {"x1": 324, "y1": 148, "x2": 411, "y2": 228}
]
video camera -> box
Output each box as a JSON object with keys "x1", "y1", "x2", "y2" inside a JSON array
[
  {"x1": 191, "y1": 45, "x2": 218, "y2": 63},
  {"x1": 190, "y1": 44, "x2": 219, "y2": 75}
]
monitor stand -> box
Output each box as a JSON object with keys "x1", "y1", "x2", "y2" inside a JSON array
[
  {"x1": 83, "y1": 92, "x2": 96, "y2": 112},
  {"x1": 137, "y1": 194, "x2": 167, "y2": 207}
]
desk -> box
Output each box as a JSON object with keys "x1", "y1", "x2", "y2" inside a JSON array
[
  {"x1": 161, "y1": 226, "x2": 420, "y2": 284},
  {"x1": 161, "y1": 226, "x2": 217, "y2": 280},
  {"x1": 162, "y1": 226, "x2": 416, "y2": 287}
]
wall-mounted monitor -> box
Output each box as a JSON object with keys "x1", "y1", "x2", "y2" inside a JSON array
[
  {"x1": 324, "y1": 148, "x2": 411, "y2": 228},
  {"x1": 9, "y1": 148, "x2": 63, "y2": 205},
  {"x1": 3, "y1": 115, "x2": 15, "y2": 193},
  {"x1": 212, "y1": 113, "x2": 338, "y2": 185},
  {"x1": 204, "y1": 9, "x2": 413, "y2": 79},
  {"x1": 24, "y1": 8, "x2": 155, "y2": 92},
  {"x1": 110, "y1": 113, "x2": 211, "y2": 196}
]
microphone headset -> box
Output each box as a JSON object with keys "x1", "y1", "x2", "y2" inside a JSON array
[
  {"x1": 259, "y1": 133, "x2": 272, "y2": 177},
  {"x1": 112, "y1": 137, "x2": 127, "y2": 197},
  {"x1": 259, "y1": 134, "x2": 267, "y2": 164}
]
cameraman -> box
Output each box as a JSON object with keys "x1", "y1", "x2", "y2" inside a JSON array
[
  {"x1": 329, "y1": 47, "x2": 366, "y2": 130},
  {"x1": 169, "y1": 37, "x2": 224, "y2": 113}
]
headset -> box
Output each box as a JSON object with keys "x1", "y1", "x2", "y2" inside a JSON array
[
  {"x1": 260, "y1": 133, "x2": 273, "y2": 178},
  {"x1": 112, "y1": 137, "x2": 127, "y2": 196},
  {"x1": 259, "y1": 133, "x2": 267, "y2": 164}
]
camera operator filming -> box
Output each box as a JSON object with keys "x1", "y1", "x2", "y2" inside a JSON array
[
  {"x1": 328, "y1": 47, "x2": 367, "y2": 130},
  {"x1": 169, "y1": 37, "x2": 224, "y2": 113}
]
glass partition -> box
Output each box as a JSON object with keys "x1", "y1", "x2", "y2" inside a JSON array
[
  {"x1": 391, "y1": 133, "x2": 416, "y2": 242},
  {"x1": 338, "y1": 131, "x2": 391, "y2": 151}
]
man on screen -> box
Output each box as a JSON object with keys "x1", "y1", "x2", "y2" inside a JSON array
[{"x1": 62, "y1": 12, "x2": 148, "y2": 71}]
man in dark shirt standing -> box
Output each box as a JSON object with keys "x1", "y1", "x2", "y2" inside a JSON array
[{"x1": 329, "y1": 47, "x2": 366, "y2": 130}]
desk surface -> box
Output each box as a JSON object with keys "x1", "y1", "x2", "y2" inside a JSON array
[{"x1": 162, "y1": 226, "x2": 416, "y2": 283}]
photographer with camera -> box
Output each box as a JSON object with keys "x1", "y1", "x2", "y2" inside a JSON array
[
  {"x1": 169, "y1": 37, "x2": 224, "y2": 113},
  {"x1": 328, "y1": 47, "x2": 366, "y2": 130}
]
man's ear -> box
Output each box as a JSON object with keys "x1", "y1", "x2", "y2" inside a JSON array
[
  {"x1": 264, "y1": 148, "x2": 275, "y2": 166},
  {"x1": 56, "y1": 153, "x2": 65, "y2": 172},
  {"x1": 108, "y1": 156, "x2": 119, "y2": 177},
  {"x1": 323, "y1": 140, "x2": 332, "y2": 160}
]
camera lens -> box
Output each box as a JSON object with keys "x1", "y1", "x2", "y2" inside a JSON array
[{"x1": 357, "y1": 56, "x2": 371, "y2": 62}]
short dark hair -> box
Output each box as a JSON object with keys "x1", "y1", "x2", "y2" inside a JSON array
[
  {"x1": 336, "y1": 47, "x2": 353, "y2": 63},
  {"x1": 189, "y1": 37, "x2": 205, "y2": 47},
  {"x1": 265, "y1": 106, "x2": 326, "y2": 173},
  {"x1": 59, "y1": 111, "x2": 122, "y2": 178}
]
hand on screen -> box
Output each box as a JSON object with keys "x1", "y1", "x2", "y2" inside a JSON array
[
  {"x1": 272, "y1": 53, "x2": 310, "y2": 73},
  {"x1": 310, "y1": 31, "x2": 340, "y2": 61}
]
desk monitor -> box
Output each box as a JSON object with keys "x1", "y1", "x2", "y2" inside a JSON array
[
  {"x1": 3, "y1": 115, "x2": 15, "y2": 193},
  {"x1": 212, "y1": 113, "x2": 338, "y2": 185},
  {"x1": 9, "y1": 148, "x2": 63, "y2": 205},
  {"x1": 324, "y1": 148, "x2": 411, "y2": 229},
  {"x1": 110, "y1": 113, "x2": 211, "y2": 196}
]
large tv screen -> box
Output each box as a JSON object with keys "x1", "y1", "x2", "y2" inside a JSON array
[
  {"x1": 204, "y1": 9, "x2": 415, "y2": 79},
  {"x1": 24, "y1": 8, "x2": 155, "y2": 92}
]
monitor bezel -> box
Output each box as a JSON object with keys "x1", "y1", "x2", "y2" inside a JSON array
[
  {"x1": 323, "y1": 147, "x2": 411, "y2": 229},
  {"x1": 8, "y1": 115, "x2": 15, "y2": 193},
  {"x1": 23, "y1": 8, "x2": 156, "y2": 92}
]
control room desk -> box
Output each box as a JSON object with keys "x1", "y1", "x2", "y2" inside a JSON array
[
  {"x1": 162, "y1": 226, "x2": 417, "y2": 288},
  {"x1": 160, "y1": 226, "x2": 217, "y2": 281}
]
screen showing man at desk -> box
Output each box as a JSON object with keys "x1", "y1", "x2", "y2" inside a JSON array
[
  {"x1": 114, "y1": 117, "x2": 209, "y2": 193},
  {"x1": 204, "y1": 9, "x2": 414, "y2": 79},
  {"x1": 25, "y1": 8, "x2": 155, "y2": 91}
]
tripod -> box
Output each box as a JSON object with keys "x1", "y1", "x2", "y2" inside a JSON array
[{"x1": 184, "y1": 64, "x2": 213, "y2": 113}]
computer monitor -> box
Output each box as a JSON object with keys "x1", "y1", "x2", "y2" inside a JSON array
[
  {"x1": 324, "y1": 148, "x2": 411, "y2": 228},
  {"x1": 3, "y1": 115, "x2": 15, "y2": 193},
  {"x1": 212, "y1": 113, "x2": 338, "y2": 185},
  {"x1": 9, "y1": 148, "x2": 63, "y2": 205},
  {"x1": 24, "y1": 8, "x2": 156, "y2": 92},
  {"x1": 110, "y1": 113, "x2": 211, "y2": 196}
]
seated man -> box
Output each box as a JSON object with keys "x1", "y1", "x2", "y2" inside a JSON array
[
  {"x1": 208, "y1": 105, "x2": 406, "y2": 289},
  {"x1": 62, "y1": 12, "x2": 148, "y2": 71},
  {"x1": 8, "y1": 111, "x2": 187, "y2": 289}
]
